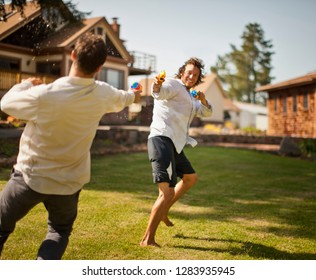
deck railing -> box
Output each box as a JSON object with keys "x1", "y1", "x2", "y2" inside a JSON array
[{"x1": 0, "y1": 70, "x2": 58, "y2": 92}]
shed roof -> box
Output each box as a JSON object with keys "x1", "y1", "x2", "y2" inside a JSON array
[{"x1": 256, "y1": 72, "x2": 316, "y2": 92}]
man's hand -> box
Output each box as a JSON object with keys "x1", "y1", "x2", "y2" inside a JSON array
[
  {"x1": 22, "y1": 77, "x2": 43, "y2": 86},
  {"x1": 153, "y1": 77, "x2": 163, "y2": 93},
  {"x1": 197, "y1": 91, "x2": 211, "y2": 108},
  {"x1": 132, "y1": 89, "x2": 142, "y2": 103}
]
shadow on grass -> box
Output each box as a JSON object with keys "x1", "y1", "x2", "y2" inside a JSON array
[
  {"x1": 173, "y1": 234, "x2": 316, "y2": 260},
  {"x1": 165, "y1": 198, "x2": 316, "y2": 241}
]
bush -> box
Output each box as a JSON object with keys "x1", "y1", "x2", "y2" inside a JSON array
[
  {"x1": 0, "y1": 139, "x2": 19, "y2": 157},
  {"x1": 299, "y1": 139, "x2": 316, "y2": 159}
]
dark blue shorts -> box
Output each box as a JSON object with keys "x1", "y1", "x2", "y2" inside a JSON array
[{"x1": 148, "y1": 136, "x2": 195, "y2": 187}]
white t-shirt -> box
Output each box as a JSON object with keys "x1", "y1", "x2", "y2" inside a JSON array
[
  {"x1": 149, "y1": 78, "x2": 212, "y2": 153},
  {"x1": 1, "y1": 77, "x2": 135, "y2": 195}
]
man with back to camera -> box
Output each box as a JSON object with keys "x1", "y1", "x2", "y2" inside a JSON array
[{"x1": 0, "y1": 33, "x2": 141, "y2": 259}]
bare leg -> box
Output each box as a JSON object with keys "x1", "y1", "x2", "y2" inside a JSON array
[
  {"x1": 161, "y1": 173, "x2": 198, "y2": 226},
  {"x1": 140, "y1": 183, "x2": 174, "y2": 247}
]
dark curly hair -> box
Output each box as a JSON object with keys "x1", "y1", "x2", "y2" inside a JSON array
[
  {"x1": 175, "y1": 57, "x2": 205, "y2": 86},
  {"x1": 73, "y1": 33, "x2": 107, "y2": 75}
]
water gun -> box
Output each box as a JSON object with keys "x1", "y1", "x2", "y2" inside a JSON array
[
  {"x1": 190, "y1": 89, "x2": 200, "y2": 99},
  {"x1": 156, "y1": 70, "x2": 166, "y2": 85},
  {"x1": 131, "y1": 82, "x2": 143, "y2": 91}
]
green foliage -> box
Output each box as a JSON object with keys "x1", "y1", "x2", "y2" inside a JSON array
[
  {"x1": 0, "y1": 139, "x2": 19, "y2": 157},
  {"x1": 1, "y1": 147, "x2": 315, "y2": 260},
  {"x1": 0, "y1": 0, "x2": 90, "y2": 22},
  {"x1": 211, "y1": 23, "x2": 274, "y2": 105},
  {"x1": 241, "y1": 126, "x2": 264, "y2": 135},
  {"x1": 299, "y1": 139, "x2": 316, "y2": 159}
]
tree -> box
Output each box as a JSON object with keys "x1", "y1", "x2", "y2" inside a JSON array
[
  {"x1": 211, "y1": 23, "x2": 274, "y2": 104},
  {"x1": 0, "y1": 0, "x2": 89, "y2": 23}
]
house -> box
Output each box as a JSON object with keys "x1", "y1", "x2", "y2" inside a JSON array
[
  {"x1": 136, "y1": 73, "x2": 226, "y2": 126},
  {"x1": 193, "y1": 73, "x2": 226, "y2": 124},
  {"x1": 0, "y1": 1, "x2": 155, "y2": 124},
  {"x1": 256, "y1": 72, "x2": 316, "y2": 138},
  {"x1": 226, "y1": 101, "x2": 268, "y2": 131}
]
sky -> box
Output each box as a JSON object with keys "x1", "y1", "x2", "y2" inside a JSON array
[{"x1": 75, "y1": 0, "x2": 316, "y2": 84}]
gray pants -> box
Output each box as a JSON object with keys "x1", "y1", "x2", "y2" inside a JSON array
[{"x1": 0, "y1": 169, "x2": 80, "y2": 259}]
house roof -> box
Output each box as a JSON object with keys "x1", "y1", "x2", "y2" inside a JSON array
[
  {"x1": 194, "y1": 73, "x2": 227, "y2": 98},
  {"x1": 0, "y1": 2, "x2": 41, "y2": 40},
  {"x1": 256, "y1": 72, "x2": 316, "y2": 92},
  {"x1": 38, "y1": 17, "x2": 103, "y2": 49},
  {"x1": 233, "y1": 101, "x2": 267, "y2": 115},
  {"x1": 0, "y1": 3, "x2": 132, "y2": 62},
  {"x1": 224, "y1": 98, "x2": 241, "y2": 112}
]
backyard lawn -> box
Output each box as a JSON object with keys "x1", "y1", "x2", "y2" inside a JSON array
[{"x1": 0, "y1": 146, "x2": 315, "y2": 260}]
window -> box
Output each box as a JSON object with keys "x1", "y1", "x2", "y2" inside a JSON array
[
  {"x1": 99, "y1": 68, "x2": 124, "y2": 89},
  {"x1": 274, "y1": 96, "x2": 277, "y2": 112},
  {"x1": 293, "y1": 95, "x2": 297, "y2": 112},
  {"x1": 303, "y1": 93, "x2": 308, "y2": 110},
  {"x1": 0, "y1": 56, "x2": 20, "y2": 70},
  {"x1": 37, "y1": 61, "x2": 61, "y2": 76},
  {"x1": 97, "y1": 27, "x2": 103, "y2": 36},
  {"x1": 283, "y1": 96, "x2": 287, "y2": 113}
]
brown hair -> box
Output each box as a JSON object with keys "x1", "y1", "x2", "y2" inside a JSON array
[
  {"x1": 175, "y1": 57, "x2": 205, "y2": 86},
  {"x1": 73, "y1": 33, "x2": 107, "y2": 75}
]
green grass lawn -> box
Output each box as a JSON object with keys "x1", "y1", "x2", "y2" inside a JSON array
[{"x1": 0, "y1": 146, "x2": 315, "y2": 260}]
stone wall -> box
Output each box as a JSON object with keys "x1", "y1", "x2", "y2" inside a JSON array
[{"x1": 0, "y1": 126, "x2": 313, "y2": 168}]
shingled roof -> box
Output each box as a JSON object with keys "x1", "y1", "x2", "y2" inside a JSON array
[{"x1": 256, "y1": 72, "x2": 316, "y2": 92}]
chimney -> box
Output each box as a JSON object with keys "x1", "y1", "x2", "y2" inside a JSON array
[{"x1": 111, "y1": 17, "x2": 120, "y2": 37}]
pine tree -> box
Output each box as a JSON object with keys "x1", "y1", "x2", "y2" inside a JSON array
[
  {"x1": 0, "y1": 0, "x2": 89, "y2": 23},
  {"x1": 211, "y1": 23, "x2": 274, "y2": 104}
]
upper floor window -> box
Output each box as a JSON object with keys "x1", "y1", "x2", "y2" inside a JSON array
[
  {"x1": 90, "y1": 27, "x2": 105, "y2": 42},
  {"x1": 99, "y1": 68, "x2": 124, "y2": 89},
  {"x1": 97, "y1": 27, "x2": 104, "y2": 36}
]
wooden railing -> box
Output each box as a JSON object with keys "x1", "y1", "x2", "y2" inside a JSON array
[{"x1": 0, "y1": 70, "x2": 58, "y2": 91}]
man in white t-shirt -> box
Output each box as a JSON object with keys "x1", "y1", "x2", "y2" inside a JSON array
[
  {"x1": 140, "y1": 57, "x2": 212, "y2": 247},
  {"x1": 0, "y1": 33, "x2": 141, "y2": 259}
]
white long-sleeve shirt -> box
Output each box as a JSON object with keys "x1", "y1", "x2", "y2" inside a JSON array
[
  {"x1": 149, "y1": 78, "x2": 212, "y2": 153},
  {"x1": 0, "y1": 77, "x2": 135, "y2": 195}
]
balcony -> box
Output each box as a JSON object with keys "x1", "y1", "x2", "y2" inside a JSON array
[
  {"x1": 0, "y1": 70, "x2": 58, "y2": 96},
  {"x1": 128, "y1": 51, "x2": 156, "y2": 76}
]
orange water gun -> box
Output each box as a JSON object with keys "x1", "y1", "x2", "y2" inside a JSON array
[{"x1": 156, "y1": 70, "x2": 166, "y2": 85}]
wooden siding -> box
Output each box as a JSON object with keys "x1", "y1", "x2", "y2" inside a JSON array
[{"x1": 267, "y1": 84, "x2": 316, "y2": 138}]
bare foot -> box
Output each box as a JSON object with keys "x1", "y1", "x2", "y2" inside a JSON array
[
  {"x1": 162, "y1": 216, "x2": 174, "y2": 227},
  {"x1": 140, "y1": 240, "x2": 161, "y2": 247}
]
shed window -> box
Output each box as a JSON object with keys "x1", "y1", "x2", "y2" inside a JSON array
[
  {"x1": 283, "y1": 96, "x2": 287, "y2": 113},
  {"x1": 303, "y1": 93, "x2": 308, "y2": 110},
  {"x1": 293, "y1": 95, "x2": 297, "y2": 112}
]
